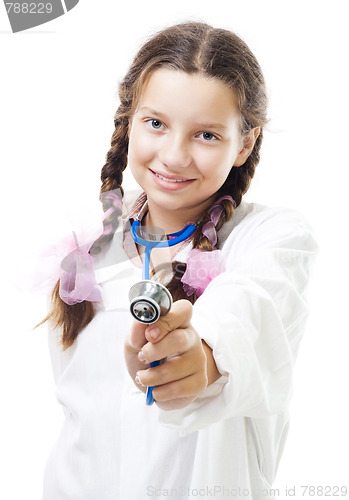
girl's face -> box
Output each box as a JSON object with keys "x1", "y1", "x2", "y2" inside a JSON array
[{"x1": 128, "y1": 69, "x2": 253, "y2": 228}]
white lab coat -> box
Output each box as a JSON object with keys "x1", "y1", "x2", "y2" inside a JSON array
[{"x1": 43, "y1": 194, "x2": 317, "y2": 500}]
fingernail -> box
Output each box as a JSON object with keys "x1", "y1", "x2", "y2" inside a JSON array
[
  {"x1": 138, "y1": 350, "x2": 147, "y2": 363},
  {"x1": 135, "y1": 373, "x2": 145, "y2": 387},
  {"x1": 148, "y1": 327, "x2": 160, "y2": 340}
]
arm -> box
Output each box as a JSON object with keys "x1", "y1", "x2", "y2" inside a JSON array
[{"x1": 158, "y1": 207, "x2": 318, "y2": 430}]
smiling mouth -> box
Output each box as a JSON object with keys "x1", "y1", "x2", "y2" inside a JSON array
[{"x1": 150, "y1": 169, "x2": 194, "y2": 183}]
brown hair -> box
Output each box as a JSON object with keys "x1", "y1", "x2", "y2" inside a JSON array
[{"x1": 43, "y1": 21, "x2": 268, "y2": 349}]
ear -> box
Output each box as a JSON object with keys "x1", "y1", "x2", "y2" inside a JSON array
[{"x1": 234, "y1": 127, "x2": 260, "y2": 167}]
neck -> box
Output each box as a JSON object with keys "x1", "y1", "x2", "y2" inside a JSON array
[
  {"x1": 143, "y1": 197, "x2": 214, "y2": 234},
  {"x1": 143, "y1": 210, "x2": 187, "y2": 235}
]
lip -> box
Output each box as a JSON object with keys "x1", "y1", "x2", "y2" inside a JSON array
[
  {"x1": 150, "y1": 169, "x2": 194, "y2": 181},
  {"x1": 149, "y1": 169, "x2": 196, "y2": 191}
]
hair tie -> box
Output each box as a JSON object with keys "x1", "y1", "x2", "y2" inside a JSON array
[{"x1": 101, "y1": 190, "x2": 123, "y2": 212}]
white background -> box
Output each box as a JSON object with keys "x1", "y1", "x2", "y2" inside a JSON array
[{"x1": 1, "y1": 0, "x2": 348, "y2": 498}]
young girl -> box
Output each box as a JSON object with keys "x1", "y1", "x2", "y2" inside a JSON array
[{"x1": 42, "y1": 22, "x2": 317, "y2": 499}]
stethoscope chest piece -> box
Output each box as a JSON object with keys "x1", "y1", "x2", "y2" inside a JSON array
[{"x1": 129, "y1": 280, "x2": 173, "y2": 324}]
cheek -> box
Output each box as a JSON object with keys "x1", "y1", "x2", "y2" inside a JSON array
[
  {"x1": 128, "y1": 125, "x2": 155, "y2": 168},
  {"x1": 195, "y1": 147, "x2": 233, "y2": 182}
]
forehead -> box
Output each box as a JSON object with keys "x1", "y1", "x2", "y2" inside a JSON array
[{"x1": 136, "y1": 69, "x2": 241, "y2": 125}]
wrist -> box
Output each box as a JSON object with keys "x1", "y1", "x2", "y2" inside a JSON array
[{"x1": 201, "y1": 340, "x2": 221, "y2": 386}]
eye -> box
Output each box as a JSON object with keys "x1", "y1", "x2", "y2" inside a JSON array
[
  {"x1": 198, "y1": 131, "x2": 218, "y2": 141},
  {"x1": 146, "y1": 119, "x2": 164, "y2": 130}
]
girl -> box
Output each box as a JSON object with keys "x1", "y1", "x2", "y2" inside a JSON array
[{"x1": 42, "y1": 22, "x2": 317, "y2": 500}]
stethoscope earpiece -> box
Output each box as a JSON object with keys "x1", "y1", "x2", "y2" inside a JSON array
[{"x1": 129, "y1": 280, "x2": 172, "y2": 324}]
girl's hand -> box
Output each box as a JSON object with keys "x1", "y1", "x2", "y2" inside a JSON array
[{"x1": 124, "y1": 299, "x2": 221, "y2": 410}]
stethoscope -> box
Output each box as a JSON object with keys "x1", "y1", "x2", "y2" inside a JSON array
[{"x1": 128, "y1": 206, "x2": 196, "y2": 405}]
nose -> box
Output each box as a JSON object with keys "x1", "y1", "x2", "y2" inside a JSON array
[{"x1": 158, "y1": 133, "x2": 192, "y2": 171}]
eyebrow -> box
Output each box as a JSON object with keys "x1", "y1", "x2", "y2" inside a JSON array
[
  {"x1": 139, "y1": 107, "x2": 166, "y2": 119},
  {"x1": 138, "y1": 106, "x2": 228, "y2": 131}
]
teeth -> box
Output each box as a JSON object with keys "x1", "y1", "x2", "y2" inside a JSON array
[{"x1": 155, "y1": 172, "x2": 188, "y2": 183}]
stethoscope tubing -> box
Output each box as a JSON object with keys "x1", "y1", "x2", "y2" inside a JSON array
[{"x1": 131, "y1": 220, "x2": 196, "y2": 279}]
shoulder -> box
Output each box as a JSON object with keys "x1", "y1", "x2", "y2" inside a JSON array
[
  {"x1": 221, "y1": 200, "x2": 311, "y2": 237},
  {"x1": 219, "y1": 200, "x2": 318, "y2": 257}
]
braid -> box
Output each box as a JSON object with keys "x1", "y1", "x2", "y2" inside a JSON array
[
  {"x1": 218, "y1": 130, "x2": 264, "y2": 208},
  {"x1": 192, "y1": 197, "x2": 235, "y2": 249},
  {"x1": 90, "y1": 108, "x2": 129, "y2": 255},
  {"x1": 100, "y1": 105, "x2": 129, "y2": 194}
]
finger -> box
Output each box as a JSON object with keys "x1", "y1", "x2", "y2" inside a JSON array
[
  {"x1": 136, "y1": 352, "x2": 196, "y2": 387},
  {"x1": 140, "y1": 326, "x2": 198, "y2": 364},
  {"x1": 128, "y1": 319, "x2": 148, "y2": 351},
  {"x1": 144, "y1": 299, "x2": 193, "y2": 344},
  {"x1": 152, "y1": 373, "x2": 207, "y2": 402}
]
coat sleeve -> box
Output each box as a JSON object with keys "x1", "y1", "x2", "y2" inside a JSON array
[{"x1": 159, "y1": 207, "x2": 318, "y2": 431}]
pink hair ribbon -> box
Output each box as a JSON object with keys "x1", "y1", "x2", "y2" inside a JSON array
[
  {"x1": 58, "y1": 191, "x2": 123, "y2": 305},
  {"x1": 17, "y1": 190, "x2": 123, "y2": 306},
  {"x1": 181, "y1": 248, "x2": 226, "y2": 297},
  {"x1": 59, "y1": 232, "x2": 103, "y2": 305}
]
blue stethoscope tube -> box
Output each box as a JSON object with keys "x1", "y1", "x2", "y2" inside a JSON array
[
  {"x1": 130, "y1": 219, "x2": 196, "y2": 405},
  {"x1": 131, "y1": 220, "x2": 196, "y2": 280}
]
